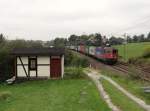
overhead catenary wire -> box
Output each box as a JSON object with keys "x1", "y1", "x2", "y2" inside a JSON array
[{"x1": 112, "y1": 15, "x2": 150, "y2": 37}]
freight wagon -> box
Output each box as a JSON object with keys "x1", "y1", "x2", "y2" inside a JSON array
[{"x1": 69, "y1": 45, "x2": 118, "y2": 64}]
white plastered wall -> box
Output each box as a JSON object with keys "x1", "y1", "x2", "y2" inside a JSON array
[
  {"x1": 17, "y1": 57, "x2": 28, "y2": 77},
  {"x1": 37, "y1": 56, "x2": 50, "y2": 77}
]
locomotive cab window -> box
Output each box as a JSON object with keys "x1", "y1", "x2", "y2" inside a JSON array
[{"x1": 29, "y1": 58, "x2": 37, "y2": 70}]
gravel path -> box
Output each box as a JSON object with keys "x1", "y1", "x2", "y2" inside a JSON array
[
  {"x1": 85, "y1": 70, "x2": 121, "y2": 111},
  {"x1": 100, "y1": 74, "x2": 150, "y2": 111},
  {"x1": 85, "y1": 69, "x2": 150, "y2": 111}
]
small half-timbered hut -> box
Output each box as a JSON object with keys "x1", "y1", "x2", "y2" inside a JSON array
[{"x1": 11, "y1": 48, "x2": 64, "y2": 79}]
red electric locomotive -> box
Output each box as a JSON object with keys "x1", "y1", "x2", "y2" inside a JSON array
[{"x1": 103, "y1": 47, "x2": 118, "y2": 64}]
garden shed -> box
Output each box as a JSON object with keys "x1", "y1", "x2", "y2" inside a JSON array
[{"x1": 11, "y1": 48, "x2": 64, "y2": 79}]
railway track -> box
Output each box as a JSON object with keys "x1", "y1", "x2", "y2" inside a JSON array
[
  {"x1": 72, "y1": 50, "x2": 150, "y2": 81},
  {"x1": 112, "y1": 62, "x2": 150, "y2": 81}
]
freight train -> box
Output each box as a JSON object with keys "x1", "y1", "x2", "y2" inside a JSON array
[{"x1": 69, "y1": 45, "x2": 118, "y2": 64}]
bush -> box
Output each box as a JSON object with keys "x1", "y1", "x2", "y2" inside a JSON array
[
  {"x1": 65, "y1": 50, "x2": 89, "y2": 67},
  {"x1": 0, "y1": 91, "x2": 11, "y2": 101},
  {"x1": 64, "y1": 50, "x2": 74, "y2": 66},
  {"x1": 127, "y1": 65, "x2": 143, "y2": 80},
  {"x1": 64, "y1": 67, "x2": 85, "y2": 79},
  {"x1": 142, "y1": 48, "x2": 150, "y2": 58},
  {"x1": 128, "y1": 56, "x2": 146, "y2": 64},
  {"x1": 128, "y1": 57, "x2": 138, "y2": 64},
  {"x1": 71, "y1": 56, "x2": 89, "y2": 68},
  {"x1": 0, "y1": 57, "x2": 14, "y2": 82}
]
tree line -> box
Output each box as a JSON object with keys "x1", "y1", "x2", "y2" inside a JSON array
[
  {"x1": 51, "y1": 32, "x2": 150, "y2": 47},
  {"x1": 51, "y1": 33, "x2": 105, "y2": 47}
]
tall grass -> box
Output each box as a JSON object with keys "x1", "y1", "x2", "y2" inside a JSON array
[
  {"x1": 64, "y1": 67, "x2": 85, "y2": 79},
  {"x1": 101, "y1": 79, "x2": 145, "y2": 111},
  {"x1": 0, "y1": 91, "x2": 11, "y2": 101},
  {"x1": 142, "y1": 48, "x2": 150, "y2": 58}
]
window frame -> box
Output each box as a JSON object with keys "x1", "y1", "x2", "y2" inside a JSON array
[{"x1": 29, "y1": 58, "x2": 37, "y2": 70}]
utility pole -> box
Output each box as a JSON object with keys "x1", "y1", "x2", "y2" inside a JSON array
[{"x1": 123, "y1": 33, "x2": 127, "y2": 61}]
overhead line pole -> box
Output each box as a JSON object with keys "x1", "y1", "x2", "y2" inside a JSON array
[{"x1": 123, "y1": 33, "x2": 127, "y2": 61}]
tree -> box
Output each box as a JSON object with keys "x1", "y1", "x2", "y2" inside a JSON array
[
  {"x1": 0, "y1": 33, "x2": 5, "y2": 43},
  {"x1": 68, "y1": 34, "x2": 78, "y2": 46},
  {"x1": 94, "y1": 33, "x2": 102, "y2": 46},
  {"x1": 27, "y1": 40, "x2": 43, "y2": 48},
  {"x1": 133, "y1": 35, "x2": 138, "y2": 42},
  {"x1": 147, "y1": 32, "x2": 150, "y2": 41},
  {"x1": 87, "y1": 34, "x2": 95, "y2": 46},
  {"x1": 127, "y1": 36, "x2": 132, "y2": 43},
  {"x1": 53, "y1": 38, "x2": 67, "y2": 47},
  {"x1": 109, "y1": 36, "x2": 124, "y2": 45},
  {"x1": 138, "y1": 34, "x2": 145, "y2": 42},
  {"x1": 79, "y1": 34, "x2": 89, "y2": 45},
  {"x1": 44, "y1": 41, "x2": 54, "y2": 47}
]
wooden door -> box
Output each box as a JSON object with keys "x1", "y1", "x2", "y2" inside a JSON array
[{"x1": 50, "y1": 58, "x2": 61, "y2": 78}]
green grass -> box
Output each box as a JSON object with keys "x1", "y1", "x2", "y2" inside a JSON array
[
  {"x1": 148, "y1": 58, "x2": 150, "y2": 62},
  {"x1": 101, "y1": 79, "x2": 145, "y2": 111},
  {"x1": 113, "y1": 42, "x2": 150, "y2": 61},
  {"x1": 0, "y1": 79, "x2": 111, "y2": 111},
  {"x1": 101, "y1": 69, "x2": 150, "y2": 104}
]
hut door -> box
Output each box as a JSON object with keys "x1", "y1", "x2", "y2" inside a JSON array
[{"x1": 50, "y1": 58, "x2": 61, "y2": 78}]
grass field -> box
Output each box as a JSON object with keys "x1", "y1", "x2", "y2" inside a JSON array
[
  {"x1": 101, "y1": 69, "x2": 150, "y2": 104},
  {"x1": 0, "y1": 79, "x2": 111, "y2": 111},
  {"x1": 101, "y1": 79, "x2": 145, "y2": 111},
  {"x1": 113, "y1": 42, "x2": 150, "y2": 61}
]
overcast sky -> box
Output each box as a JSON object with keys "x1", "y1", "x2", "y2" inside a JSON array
[{"x1": 0, "y1": 0, "x2": 150, "y2": 40}]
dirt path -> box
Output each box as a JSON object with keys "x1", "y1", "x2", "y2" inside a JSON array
[
  {"x1": 85, "y1": 70, "x2": 121, "y2": 111},
  {"x1": 85, "y1": 69, "x2": 150, "y2": 111}
]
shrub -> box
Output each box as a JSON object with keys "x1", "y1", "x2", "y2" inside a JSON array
[
  {"x1": 128, "y1": 66, "x2": 142, "y2": 80},
  {"x1": 71, "y1": 56, "x2": 89, "y2": 68},
  {"x1": 128, "y1": 56, "x2": 145, "y2": 64},
  {"x1": 142, "y1": 48, "x2": 150, "y2": 58},
  {"x1": 65, "y1": 50, "x2": 89, "y2": 67},
  {"x1": 0, "y1": 91, "x2": 11, "y2": 101},
  {"x1": 64, "y1": 50, "x2": 74, "y2": 66},
  {"x1": 64, "y1": 67, "x2": 85, "y2": 79},
  {"x1": 0, "y1": 57, "x2": 14, "y2": 82},
  {"x1": 128, "y1": 57, "x2": 138, "y2": 64}
]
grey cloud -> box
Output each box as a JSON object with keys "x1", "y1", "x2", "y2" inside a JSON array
[{"x1": 0, "y1": 0, "x2": 150, "y2": 40}]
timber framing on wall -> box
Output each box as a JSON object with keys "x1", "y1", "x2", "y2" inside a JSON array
[
  {"x1": 18, "y1": 56, "x2": 29, "y2": 78},
  {"x1": 11, "y1": 48, "x2": 65, "y2": 79},
  {"x1": 15, "y1": 56, "x2": 17, "y2": 78},
  {"x1": 17, "y1": 56, "x2": 52, "y2": 78},
  {"x1": 36, "y1": 56, "x2": 37, "y2": 77},
  {"x1": 28, "y1": 56, "x2": 30, "y2": 78}
]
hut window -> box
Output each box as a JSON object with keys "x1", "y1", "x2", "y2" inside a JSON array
[{"x1": 29, "y1": 58, "x2": 37, "y2": 70}]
